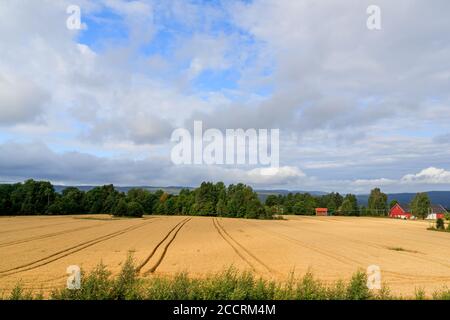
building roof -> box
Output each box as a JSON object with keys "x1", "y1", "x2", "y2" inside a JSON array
[
  {"x1": 396, "y1": 204, "x2": 411, "y2": 212},
  {"x1": 430, "y1": 205, "x2": 448, "y2": 214},
  {"x1": 395, "y1": 203, "x2": 447, "y2": 214},
  {"x1": 315, "y1": 208, "x2": 328, "y2": 212}
]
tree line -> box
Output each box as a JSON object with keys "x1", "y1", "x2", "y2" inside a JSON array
[
  {"x1": 264, "y1": 188, "x2": 389, "y2": 216},
  {"x1": 0, "y1": 179, "x2": 439, "y2": 219},
  {"x1": 265, "y1": 187, "x2": 442, "y2": 219},
  {"x1": 0, "y1": 180, "x2": 268, "y2": 219}
]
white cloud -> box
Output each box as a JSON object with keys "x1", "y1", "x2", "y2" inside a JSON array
[
  {"x1": 0, "y1": 75, "x2": 49, "y2": 125},
  {"x1": 401, "y1": 167, "x2": 450, "y2": 184},
  {"x1": 245, "y1": 166, "x2": 306, "y2": 185},
  {"x1": 352, "y1": 178, "x2": 396, "y2": 187}
]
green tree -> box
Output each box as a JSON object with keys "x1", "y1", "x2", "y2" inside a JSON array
[
  {"x1": 368, "y1": 188, "x2": 388, "y2": 216},
  {"x1": 0, "y1": 184, "x2": 16, "y2": 215},
  {"x1": 127, "y1": 188, "x2": 156, "y2": 214},
  {"x1": 389, "y1": 199, "x2": 399, "y2": 209},
  {"x1": 410, "y1": 193, "x2": 431, "y2": 219},
  {"x1": 216, "y1": 198, "x2": 227, "y2": 216},
  {"x1": 127, "y1": 201, "x2": 144, "y2": 218},
  {"x1": 57, "y1": 187, "x2": 86, "y2": 214},
  {"x1": 292, "y1": 201, "x2": 306, "y2": 215},
  {"x1": 10, "y1": 180, "x2": 56, "y2": 215},
  {"x1": 113, "y1": 199, "x2": 128, "y2": 217},
  {"x1": 340, "y1": 194, "x2": 359, "y2": 216},
  {"x1": 85, "y1": 185, "x2": 122, "y2": 214},
  {"x1": 265, "y1": 195, "x2": 279, "y2": 207}
]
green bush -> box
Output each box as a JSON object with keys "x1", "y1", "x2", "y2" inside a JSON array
[
  {"x1": 113, "y1": 199, "x2": 128, "y2": 217},
  {"x1": 436, "y1": 218, "x2": 445, "y2": 230},
  {"x1": 345, "y1": 271, "x2": 371, "y2": 300},
  {"x1": 433, "y1": 288, "x2": 450, "y2": 300},
  {"x1": 51, "y1": 254, "x2": 143, "y2": 300},
  {"x1": 127, "y1": 201, "x2": 145, "y2": 218},
  {"x1": 8, "y1": 283, "x2": 36, "y2": 300}
]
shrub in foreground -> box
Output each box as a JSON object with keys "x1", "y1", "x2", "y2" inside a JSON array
[
  {"x1": 5, "y1": 257, "x2": 450, "y2": 300},
  {"x1": 436, "y1": 218, "x2": 445, "y2": 230}
]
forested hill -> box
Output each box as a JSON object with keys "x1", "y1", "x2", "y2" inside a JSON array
[{"x1": 356, "y1": 192, "x2": 450, "y2": 208}]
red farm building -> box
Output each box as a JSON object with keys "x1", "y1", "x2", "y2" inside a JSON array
[
  {"x1": 315, "y1": 208, "x2": 329, "y2": 216},
  {"x1": 389, "y1": 204, "x2": 412, "y2": 219},
  {"x1": 389, "y1": 203, "x2": 447, "y2": 220}
]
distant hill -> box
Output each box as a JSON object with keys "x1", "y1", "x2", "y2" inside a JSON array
[
  {"x1": 255, "y1": 190, "x2": 328, "y2": 203},
  {"x1": 357, "y1": 191, "x2": 450, "y2": 209},
  {"x1": 54, "y1": 185, "x2": 194, "y2": 195}
]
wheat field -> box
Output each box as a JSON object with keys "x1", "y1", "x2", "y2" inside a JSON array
[{"x1": 1, "y1": 215, "x2": 449, "y2": 296}]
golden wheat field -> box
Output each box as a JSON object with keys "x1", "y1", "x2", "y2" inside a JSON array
[{"x1": 0, "y1": 215, "x2": 449, "y2": 297}]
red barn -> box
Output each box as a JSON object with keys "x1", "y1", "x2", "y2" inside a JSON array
[
  {"x1": 389, "y1": 204, "x2": 412, "y2": 219},
  {"x1": 390, "y1": 203, "x2": 447, "y2": 220},
  {"x1": 315, "y1": 208, "x2": 328, "y2": 216}
]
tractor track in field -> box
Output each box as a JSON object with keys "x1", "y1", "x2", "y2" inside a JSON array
[
  {"x1": 137, "y1": 218, "x2": 191, "y2": 275},
  {"x1": 144, "y1": 218, "x2": 191, "y2": 275},
  {"x1": 0, "y1": 223, "x2": 105, "y2": 248},
  {"x1": 246, "y1": 220, "x2": 361, "y2": 267},
  {"x1": 246, "y1": 221, "x2": 450, "y2": 281},
  {"x1": 274, "y1": 220, "x2": 450, "y2": 270},
  {"x1": 212, "y1": 218, "x2": 256, "y2": 271},
  {"x1": 213, "y1": 218, "x2": 274, "y2": 274},
  {"x1": 0, "y1": 218, "x2": 159, "y2": 278}
]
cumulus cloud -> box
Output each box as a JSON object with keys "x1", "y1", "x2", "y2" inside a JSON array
[
  {"x1": 344, "y1": 168, "x2": 450, "y2": 193},
  {"x1": 401, "y1": 167, "x2": 450, "y2": 184},
  {"x1": 244, "y1": 166, "x2": 306, "y2": 186}
]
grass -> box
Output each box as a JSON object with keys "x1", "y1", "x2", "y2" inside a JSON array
[
  {"x1": 387, "y1": 247, "x2": 419, "y2": 254},
  {"x1": 2, "y1": 255, "x2": 450, "y2": 300}
]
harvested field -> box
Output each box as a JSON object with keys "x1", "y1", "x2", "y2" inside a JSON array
[{"x1": 0, "y1": 215, "x2": 449, "y2": 297}]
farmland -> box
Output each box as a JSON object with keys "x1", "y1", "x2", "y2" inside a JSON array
[{"x1": 1, "y1": 215, "x2": 450, "y2": 297}]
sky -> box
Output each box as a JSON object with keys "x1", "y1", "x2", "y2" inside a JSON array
[{"x1": 0, "y1": 0, "x2": 450, "y2": 193}]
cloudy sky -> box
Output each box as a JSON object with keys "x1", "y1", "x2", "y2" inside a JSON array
[{"x1": 1, "y1": 0, "x2": 450, "y2": 193}]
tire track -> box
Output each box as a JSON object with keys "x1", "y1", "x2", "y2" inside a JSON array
[
  {"x1": 247, "y1": 221, "x2": 450, "y2": 282},
  {"x1": 0, "y1": 223, "x2": 104, "y2": 248},
  {"x1": 136, "y1": 218, "x2": 189, "y2": 273},
  {"x1": 246, "y1": 221, "x2": 361, "y2": 267},
  {"x1": 214, "y1": 218, "x2": 274, "y2": 274},
  {"x1": 0, "y1": 218, "x2": 159, "y2": 277},
  {"x1": 143, "y1": 218, "x2": 191, "y2": 275},
  {"x1": 212, "y1": 218, "x2": 256, "y2": 271},
  {"x1": 272, "y1": 220, "x2": 450, "y2": 270}
]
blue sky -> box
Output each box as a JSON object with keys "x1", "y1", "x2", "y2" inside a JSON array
[{"x1": 76, "y1": 1, "x2": 262, "y2": 97}]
